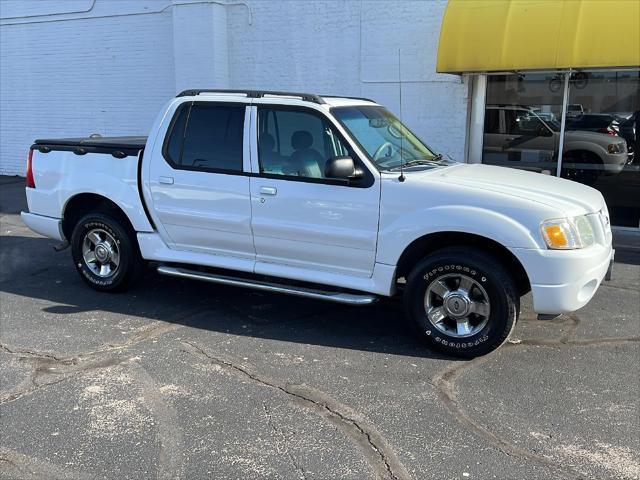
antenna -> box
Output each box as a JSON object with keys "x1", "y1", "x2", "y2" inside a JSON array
[{"x1": 398, "y1": 49, "x2": 405, "y2": 182}]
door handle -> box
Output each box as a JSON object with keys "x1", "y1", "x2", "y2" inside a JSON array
[
  {"x1": 159, "y1": 176, "x2": 174, "y2": 185},
  {"x1": 260, "y1": 186, "x2": 277, "y2": 196}
]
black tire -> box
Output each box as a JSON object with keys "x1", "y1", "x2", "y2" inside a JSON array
[
  {"x1": 404, "y1": 247, "x2": 519, "y2": 358},
  {"x1": 561, "y1": 151, "x2": 602, "y2": 185},
  {"x1": 70, "y1": 212, "x2": 142, "y2": 292}
]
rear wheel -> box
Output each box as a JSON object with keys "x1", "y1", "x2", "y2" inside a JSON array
[
  {"x1": 70, "y1": 212, "x2": 142, "y2": 292},
  {"x1": 404, "y1": 248, "x2": 519, "y2": 358}
]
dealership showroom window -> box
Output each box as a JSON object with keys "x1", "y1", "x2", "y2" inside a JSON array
[
  {"x1": 481, "y1": 70, "x2": 639, "y2": 228},
  {"x1": 438, "y1": 0, "x2": 640, "y2": 230}
]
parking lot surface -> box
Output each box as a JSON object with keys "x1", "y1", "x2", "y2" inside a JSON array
[{"x1": 1, "y1": 176, "x2": 639, "y2": 480}]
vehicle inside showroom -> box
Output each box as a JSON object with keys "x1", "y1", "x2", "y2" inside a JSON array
[{"x1": 438, "y1": 0, "x2": 640, "y2": 229}]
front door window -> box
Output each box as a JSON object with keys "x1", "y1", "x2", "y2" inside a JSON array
[{"x1": 257, "y1": 108, "x2": 350, "y2": 178}]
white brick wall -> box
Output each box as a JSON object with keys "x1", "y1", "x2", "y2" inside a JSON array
[
  {"x1": 0, "y1": 0, "x2": 176, "y2": 176},
  {"x1": 0, "y1": 0, "x2": 469, "y2": 177}
]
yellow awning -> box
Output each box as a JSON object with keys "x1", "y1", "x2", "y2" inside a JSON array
[{"x1": 437, "y1": 0, "x2": 640, "y2": 73}]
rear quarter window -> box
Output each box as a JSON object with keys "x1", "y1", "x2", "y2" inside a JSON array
[
  {"x1": 163, "y1": 102, "x2": 245, "y2": 173},
  {"x1": 164, "y1": 104, "x2": 189, "y2": 164}
]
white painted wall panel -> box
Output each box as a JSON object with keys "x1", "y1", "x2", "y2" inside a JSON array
[
  {"x1": 0, "y1": 5, "x2": 175, "y2": 176},
  {"x1": 226, "y1": 0, "x2": 469, "y2": 161}
]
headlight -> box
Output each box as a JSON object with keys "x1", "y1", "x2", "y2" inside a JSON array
[
  {"x1": 541, "y1": 215, "x2": 595, "y2": 249},
  {"x1": 608, "y1": 143, "x2": 625, "y2": 154},
  {"x1": 574, "y1": 215, "x2": 595, "y2": 246}
]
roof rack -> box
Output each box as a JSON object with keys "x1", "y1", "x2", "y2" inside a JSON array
[
  {"x1": 320, "y1": 94, "x2": 376, "y2": 103},
  {"x1": 175, "y1": 89, "x2": 327, "y2": 105}
]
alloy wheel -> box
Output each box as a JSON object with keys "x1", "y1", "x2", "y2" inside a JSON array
[
  {"x1": 82, "y1": 228, "x2": 120, "y2": 278},
  {"x1": 424, "y1": 273, "x2": 491, "y2": 338}
]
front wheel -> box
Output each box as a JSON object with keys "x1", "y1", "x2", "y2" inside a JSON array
[
  {"x1": 70, "y1": 212, "x2": 142, "y2": 292},
  {"x1": 561, "y1": 151, "x2": 602, "y2": 185},
  {"x1": 404, "y1": 248, "x2": 519, "y2": 358}
]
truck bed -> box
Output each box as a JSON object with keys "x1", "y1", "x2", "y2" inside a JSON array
[{"x1": 33, "y1": 136, "x2": 147, "y2": 158}]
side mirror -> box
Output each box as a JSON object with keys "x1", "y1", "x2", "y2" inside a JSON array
[{"x1": 325, "y1": 156, "x2": 363, "y2": 179}]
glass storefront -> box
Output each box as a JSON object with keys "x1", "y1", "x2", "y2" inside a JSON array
[
  {"x1": 562, "y1": 71, "x2": 639, "y2": 228},
  {"x1": 483, "y1": 73, "x2": 563, "y2": 175},
  {"x1": 481, "y1": 70, "x2": 640, "y2": 228}
]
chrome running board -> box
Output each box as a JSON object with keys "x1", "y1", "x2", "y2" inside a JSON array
[{"x1": 157, "y1": 266, "x2": 378, "y2": 306}]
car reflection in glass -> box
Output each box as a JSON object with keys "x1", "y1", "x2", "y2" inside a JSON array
[{"x1": 483, "y1": 105, "x2": 628, "y2": 184}]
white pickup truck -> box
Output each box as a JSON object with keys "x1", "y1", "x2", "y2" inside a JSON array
[{"x1": 22, "y1": 89, "x2": 614, "y2": 358}]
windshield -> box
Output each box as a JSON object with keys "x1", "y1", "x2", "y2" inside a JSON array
[
  {"x1": 332, "y1": 105, "x2": 450, "y2": 171},
  {"x1": 546, "y1": 119, "x2": 561, "y2": 131}
]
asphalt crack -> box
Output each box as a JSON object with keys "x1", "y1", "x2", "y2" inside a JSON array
[
  {"x1": 599, "y1": 283, "x2": 640, "y2": 293},
  {"x1": 262, "y1": 402, "x2": 308, "y2": 480},
  {"x1": 0, "y1": 448, "x2": 95, "y2": 480},
  {"x1": 560, "y1": 314, "x2": 580, "y2": 343},
  {"x1": 510, "y1": 313, "x2": 640, "y2": 347},
  {"x1": 0, "y1": 355, "x2": 127, "y2": 405},
  {"x1": 432, "y1": 314, "x2": 640, "y2": 480},
  {"x1": 433, "y1": 352, "x2": 583, "y2": 479},
  {"x1": 0, "y1": 343, "x2": 65, "y2": 361},
  {"x1": 131, "y1": 363, "x2": 185, "y2": 480},
  {"x1": 0, "y1": 304, "x2": 208, "y2": 361},
  {"x1": 0, "y1": 305, "x2": 211, "y2": 406},
  {"x1": 181, "y1": 340, "x2": 411, "y2": 480},
  {"x1": 517, "y1": 336, "x2": 640, "y2": 348}
]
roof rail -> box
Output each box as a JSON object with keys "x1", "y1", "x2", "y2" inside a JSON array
[
  {"x1": 320, "y1": 94, "x2": 376, "y2": 103},
  {"x1": 176, "y1": 89, "x2": 327, "y2": 105}
]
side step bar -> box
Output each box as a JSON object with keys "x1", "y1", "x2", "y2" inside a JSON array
[{"x1": 157, "y1": 266, "x2": 378, "y2": 306}]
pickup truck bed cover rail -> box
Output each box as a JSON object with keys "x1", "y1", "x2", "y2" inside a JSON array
[{"x1": 33, "y1": 136, "x2": 147, "y2": 158}]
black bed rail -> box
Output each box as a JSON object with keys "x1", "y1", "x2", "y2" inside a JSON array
[
  {"x1": 31, "y1": 136, "x2": 147, "y2": 158},
  {"x1": 31, "y1": 143, "x2": 144, "y2": 158}
]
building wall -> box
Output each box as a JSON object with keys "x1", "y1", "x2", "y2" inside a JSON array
[{"x1": 0, "y1": 0, "x2": 469, "y2": 177}]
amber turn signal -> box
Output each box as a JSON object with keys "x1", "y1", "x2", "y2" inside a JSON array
[{"x1": 542, "y1": 224, "x2": 569, "y2": 249}]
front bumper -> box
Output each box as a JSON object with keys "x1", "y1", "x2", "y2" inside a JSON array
[
  {"x1": 21, "y1": 211, "x2": 65, "y2": 241},
  {"x1": 511, "y1": 244, "x2": 614, "y2": 315},
  {"x1": 605, "y1": 249, "x2": 615, "y2": 281},
  {"x1": 602, "y1": 152, "x2": 628, "y2": 174}
]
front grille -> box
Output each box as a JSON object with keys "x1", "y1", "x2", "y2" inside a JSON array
[
  {"x1": 599, "y1": 209, "x2": 612, "y2": 245},
  {"x1": 600, "y1": 210, "x2": 610, "y2": 231}
]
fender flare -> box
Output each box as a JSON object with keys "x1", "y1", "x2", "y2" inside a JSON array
[
  {"x1": 61, "y1": 177, "x2": 154, "y2": 233},
  {"x1": 377, "y1": 204, "x2": 541, "y2": 267}
]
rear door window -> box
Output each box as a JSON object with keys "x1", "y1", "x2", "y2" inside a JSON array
[
  {"x1": 164, "y1": 104, "x2": 189, "y2": 165},
  {"x1": 164, "y1": 103, "x2": 245, "y2": 173}
]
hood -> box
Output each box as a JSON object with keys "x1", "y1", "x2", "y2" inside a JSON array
[
  {"x1": 425, "y1": 163, "x2": 605, "y2": 216},
  {"x1": 565, "y1": 129, "x2": 625, "y2": 143}
]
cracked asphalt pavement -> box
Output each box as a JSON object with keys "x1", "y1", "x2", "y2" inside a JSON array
[{"x1": 1, "y1": 176, "x2": 639, "y2": 480}]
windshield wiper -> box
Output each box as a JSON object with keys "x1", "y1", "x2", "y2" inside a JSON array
[{"x1": 388, "y1": 158, "x2": 442, "y2": 171}]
